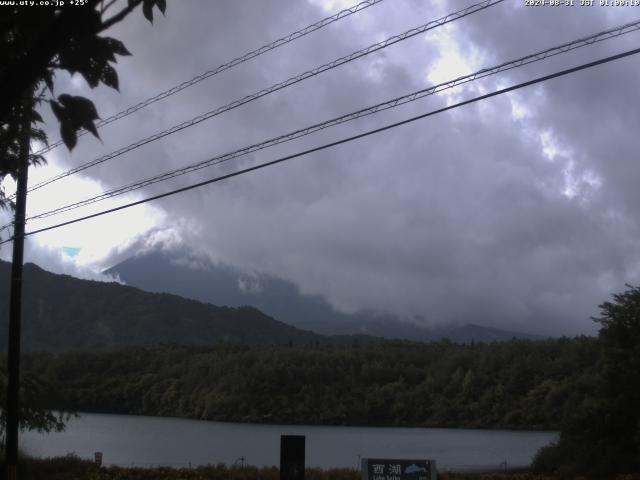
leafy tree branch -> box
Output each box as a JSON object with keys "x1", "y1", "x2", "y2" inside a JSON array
[{"x1": 0, "y1": 0, "x2": 167, "y2": 196}]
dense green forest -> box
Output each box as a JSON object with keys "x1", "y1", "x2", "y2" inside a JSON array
[{"x1": 20, "y1": 337, "x2": 597, "y2": 430}]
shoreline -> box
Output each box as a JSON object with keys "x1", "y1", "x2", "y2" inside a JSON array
[{"x1": 62, "y1": 410, "x2": 561, "y2": 433}]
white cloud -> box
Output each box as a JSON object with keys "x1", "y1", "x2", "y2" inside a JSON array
[{"x1": 3, "y1": 0, "x2": 639, "y2": 336}]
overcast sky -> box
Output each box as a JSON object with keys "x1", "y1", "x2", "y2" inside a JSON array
[{"x1": 2, "y1": 0, "x2": 639, "y2": 336}]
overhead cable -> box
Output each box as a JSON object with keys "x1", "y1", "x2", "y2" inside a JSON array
[
  {"x1": 2, "y1": 45, "x2": 638, "y2": 245},
  {"x1": 23, "y1": 0, "x2": 504, "y2": 195},
  {"x1": 20, "y1": 19, "x2": 640, "y2": 224},
  {"x1": 33, "y1": 0, "x2": 387, "y2": 157}
]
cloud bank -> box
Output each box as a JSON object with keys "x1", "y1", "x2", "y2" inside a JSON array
[{"x1": 4, "y1": 0, "x2": 640, "y2": 335}]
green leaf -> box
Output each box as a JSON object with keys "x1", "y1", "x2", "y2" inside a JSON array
[
  {"x1": 50, "y1": 100, "x2": 66, "y2": 123},
  {"x1": 58, "y1": 94, "x2": 99, "y2": 123},
  {"x1": 104, "y1": 37, "x2": 131, "y2": 57},
  {"x1": 100, "y1": 64, "x2": 119, "y2": 91},
  {"x1": 31, "y1": 110, "x2": 43, "y2": 124},
  {"x1": 142, "y1": 0, "x2": 154, "y2": 23},
  {"x1": 43, "y1": 71, "x2": 55, "y2": 94},
  {"x1": 141, "y1": 0, "x2": 167, "y2": 22},
  {"x1": 30, "y1": 127, "x2": 48, "y2": 148},
  {"x1": 58, "y1": 36, "x2": 131, "y2": 90},
  {"x1": 28, "y1": 153, "x2": 46, "y2": 167},
  {"x1": 60, "y1": 122, "x2": 77, "y2": 151},
  {"x1": 51, "y1": 95, "x2": 101, "y2": 150},
  {"x1": 60, "y1": 95, "x2": 99, "y2": 138}
]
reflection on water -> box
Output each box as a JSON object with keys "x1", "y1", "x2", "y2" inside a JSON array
[{"x1": 21, "y1": 413, "x2": 557, "y2": 470}]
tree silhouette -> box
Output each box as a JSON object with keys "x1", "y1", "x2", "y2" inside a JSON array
[
  {"x1": 0, "y1": 0, "x2": 167, "y2": 207},
  {"x1": 533, "y1": 285, "x2": 640, "y2": 477},
  {"x1": 0, "y1": 0, "x2": 168, "y2": 439}
]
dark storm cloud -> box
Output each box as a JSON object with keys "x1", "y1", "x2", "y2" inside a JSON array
[{"x1": 19, "y1": 0, "x2": 640, "y2": 335}]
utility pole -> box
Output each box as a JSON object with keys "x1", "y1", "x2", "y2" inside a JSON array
[{"x1": 6, "y1": 108, "x2": 31, "y2": 480}]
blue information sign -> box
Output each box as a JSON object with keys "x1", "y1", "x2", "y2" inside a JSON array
[{"x1": 361, "y1": 458, "x2": 436, "y2": 480}]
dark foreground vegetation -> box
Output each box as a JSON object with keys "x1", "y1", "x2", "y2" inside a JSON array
[
  {"x1": 531, "y1": 286, "x2": 640, "y2": 477},
  {"x1": 21, "y1": 337, "x2": 597, "y2": 430},
  {"x1": 3, "y1": 455, "x2": 640, "y2": 480}
]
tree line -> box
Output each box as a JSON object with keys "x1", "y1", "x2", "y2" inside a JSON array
[{"x1": 19, "y1": 337, "x2": 598, "y2": 430}]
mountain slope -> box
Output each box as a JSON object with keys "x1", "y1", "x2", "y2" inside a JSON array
[
  {"x1": 0, "y1": 260, "x2": 326, "y2": 352},
  {"x1": 107, "y1": 250, "x2": 541, "y2": 342}
]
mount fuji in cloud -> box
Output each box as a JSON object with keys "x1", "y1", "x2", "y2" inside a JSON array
[{"x1": 106, "y1": 248, "x2": 540, "y2": 343}]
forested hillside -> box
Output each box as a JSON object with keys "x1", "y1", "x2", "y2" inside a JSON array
[
  {"x1": 0, "y1": 260, "x2": 537, "y2": 351},
  {"x1": 22, "y1": 338, "x2": 598, "y2": 430},
  {"x1": 0, "y1": 261, "x2": 327, "y2": 351}
]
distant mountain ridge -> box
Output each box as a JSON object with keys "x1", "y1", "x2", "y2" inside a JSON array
[
  {"x1": 0, "y1": 260, "x2": 334, "y2": 353},
  {"x1": 106, "y1": 249, "x2": 541, "y2": 343}
]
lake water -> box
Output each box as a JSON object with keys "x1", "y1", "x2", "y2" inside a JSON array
[{"x1": 21, "y1": 413, "x2": 557, "y2": 471}]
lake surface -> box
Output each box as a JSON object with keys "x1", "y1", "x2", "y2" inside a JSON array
[{"x1": 21, "y1": 413, "x2": 557, "y2": 471}]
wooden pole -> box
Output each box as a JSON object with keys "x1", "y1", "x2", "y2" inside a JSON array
[{"x1": 6, "y1": 110, "x2": 30, "y2": 480}]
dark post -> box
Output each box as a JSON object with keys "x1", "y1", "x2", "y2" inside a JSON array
[
  {"x1": 6, "y1": 111, "x2": 30, "y2": 480},
  {"x1": 280, "y1": 435, "x2": 305, "y2": 480}
]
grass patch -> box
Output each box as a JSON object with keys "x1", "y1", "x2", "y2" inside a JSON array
[{"x1": 1, "y1": 456, "x2": 639, "y2": 480}]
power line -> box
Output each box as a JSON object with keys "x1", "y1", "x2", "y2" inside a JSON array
[
  {"x1": 2, "y1": 45, "x2": 638, "y2": 246},
  {"x1": 18, "y1": 18, "x2": 640, "y2": 225},
  {"x1": 32, "y1": 0, "x2": 387, "y2": 157},
  {"x1": 23, "y1": 0, "x2": 504, "y2": 195}
]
